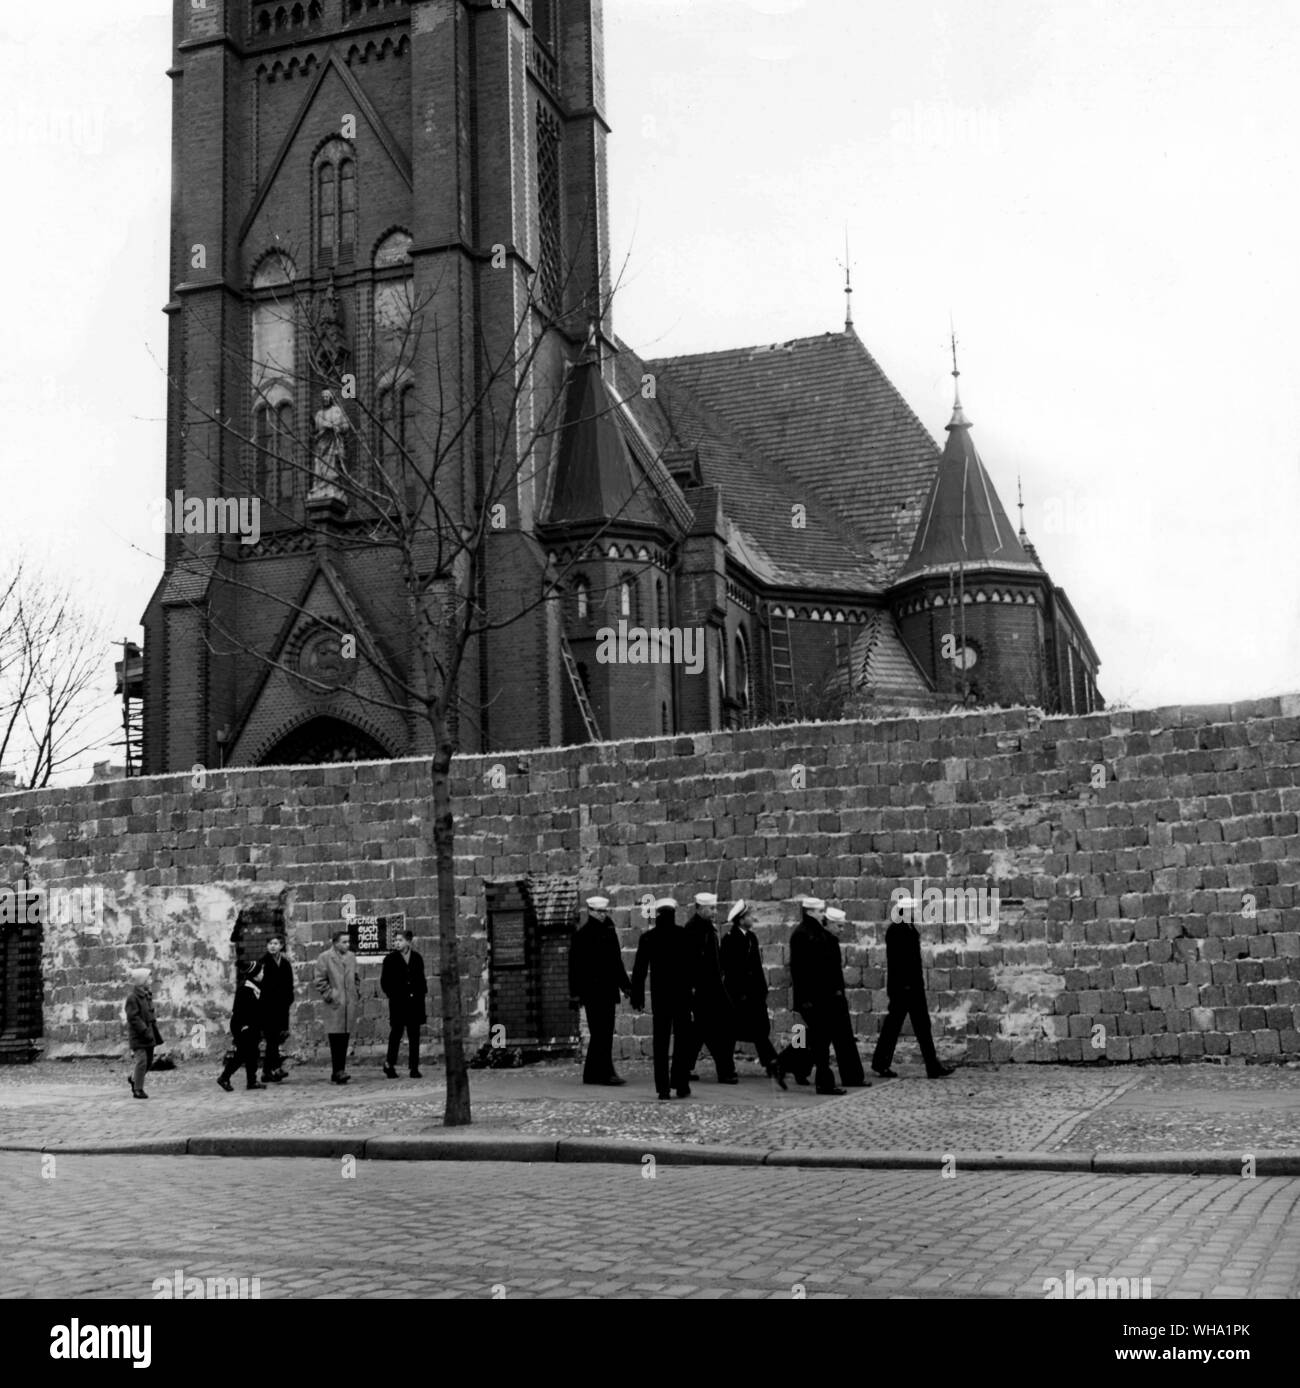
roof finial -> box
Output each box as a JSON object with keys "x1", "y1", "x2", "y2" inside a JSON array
[
  {"x1": 947, "y1": 316, "x2": 969, "y2": 427},
  {"x1": 1017, "y1": 472, "x2": 1027, "y2": 539},
  {"x1": 838, "y1": 229, "x2": 854, "y2": 332}
]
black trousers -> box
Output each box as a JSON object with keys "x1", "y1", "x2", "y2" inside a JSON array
[
  {"x1": 871, "y1": 989, "x2": 940, "y2": 1072},
  {"x1": 261, "y1": 1016, "x2": 286, "y2": 1078},
  {"x1": 328, "y1": 1032, "x2": 350, "y2": 1074},
  {"x1": 386, "y1": 1019, "x2": 422, "y2": 1072},
  {"x1": 581, "y1": 999, "x2": 616, "y2": 1081},
  {"x1": 829, "y1": 995, "x2": 866, "y2": 1084},
  {"x1": 732, "y1": 1001, "x2": 778, "y2": 1069},
  {"x1": 652, "y1": 1005, "x2": 693, "y2": 1095},
  {"x1": 774, "y1": 1007, "x2": 838, "y2": 1089},
  {"x1": 220, "y1": 1030, "x2": 261, "y2": 1087},
  {"x1": 686, "y1": 1016, "x2": 737, "y2": 1080}
]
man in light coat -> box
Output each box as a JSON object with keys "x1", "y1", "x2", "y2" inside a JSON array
[{"x1": 314, "y1": 929, "x2": 360, "y2": 1084}]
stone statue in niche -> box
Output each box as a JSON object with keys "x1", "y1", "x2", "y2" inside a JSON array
[{"x1": 309, "y1": 389, "x2": 350, "y2": 502}]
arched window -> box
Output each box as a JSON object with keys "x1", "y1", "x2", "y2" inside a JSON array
[
  {"x1": 253, "y1": 389, "x2": 296, "y2": 504},
  {"x1": 717, "y1": 629, "x2": 727, "y2": 704},
  {"x1": 618, "y1": 576, "x2": 637, "y2": 622},
  {"x1": 377, "y1": 379, "x2": 412, "y2": 478},
  {"x1": 573, "y1": 576, "x2": 590, "y2": 622},
  {"x1": 655, "y1": 577, "x2": 666, "y2": 626},
  {"x1": 315, "y1": 140, "x2": 356, "y2": 261},
  {"x1": 250, "y1": 253, "x2": 298, "y2": 504},
  {"x1": 735, "y1": 629, "x2": 751, "y2": 709}
]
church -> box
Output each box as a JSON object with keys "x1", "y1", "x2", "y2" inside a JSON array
[{"x1": 142, "y1": 0, "x2": 1102, "y2": 774}]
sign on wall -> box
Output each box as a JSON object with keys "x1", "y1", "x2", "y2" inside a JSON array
[{"x1": 349, "y1": 912, "x2": 405, "y2": 962}]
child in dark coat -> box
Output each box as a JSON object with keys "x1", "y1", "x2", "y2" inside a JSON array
[{"x1": 217, "y1": 960, "x2": 267, "y2": 1092}]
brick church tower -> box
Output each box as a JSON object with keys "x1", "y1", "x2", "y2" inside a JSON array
[{"x1": 142, "y1": 0, "x2": 613, "y2": 772}]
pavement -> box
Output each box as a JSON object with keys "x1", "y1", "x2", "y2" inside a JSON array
[{"x1": 2, "y1": 1053, "x2": 1299, "y2": 1172}]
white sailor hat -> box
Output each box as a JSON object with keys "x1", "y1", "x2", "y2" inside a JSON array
[
  {"x1": 128, "y1": 967, "x2": 151, "y2": 983},
  {"x1": 801, "y1": 897, "x2": 826, "y2": 911},
  {"x1": 893, "y1": 893, "x2": 921, "y2": 914},
  {"x1": 727, "y1": 899, "x2": 749, "y2": 922},
  {"x1": 825, "y1": 907, "x2": 847, "y2": 924},
  {"x1": 654, "y1": 897, "x2": 678, "y2": 911},
  {"x1": 694, "y1": 892, "x2": 718, "y2": 907},
  {"x1": 586, "y1": 896, "x2": 610, "y2": 911}
]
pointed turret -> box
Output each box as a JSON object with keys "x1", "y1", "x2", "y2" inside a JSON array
[
  {"x1": 894, "y1": 357, "x2": 1039, "y2": 581},
  {"x1": 544, "y1": 345, "x2": 669, "y2": 531}
]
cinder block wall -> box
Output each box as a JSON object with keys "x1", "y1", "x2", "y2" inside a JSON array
[{"x1": 2, "y1": 696, "x2": 1297, "y2": 1065}]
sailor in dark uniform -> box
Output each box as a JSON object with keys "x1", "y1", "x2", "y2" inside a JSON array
[
  {"x1": 682, "y1": 891, "x2": 738, "y2": 1083},
  {"x1": 782, "y1": 896, "x2": 844, "y2": 1095},
  {"x1": 824, "y1": 906, "x2": 868, "y2": 1087},
  {"x1": 630, "y1": 898, "x2": 695, "y2": 1100},
  {"x1": 872, "y1": 893, "x2": 954, "y2": 1079},
  {"x1": 719, "y1": 899, "x2": 785, "y2": 1088},
  {"x1": 568, "y1": 895, "x2": 631, "y2": 1085}
]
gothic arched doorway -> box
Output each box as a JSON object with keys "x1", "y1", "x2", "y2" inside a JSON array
[{"x1": 259, "y1": 717, "x2": 391, "y2": 767}]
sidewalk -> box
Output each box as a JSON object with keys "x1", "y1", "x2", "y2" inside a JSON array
[{"x1": 2, "y1": 1055, "x2": 1297, "y2": 1172}]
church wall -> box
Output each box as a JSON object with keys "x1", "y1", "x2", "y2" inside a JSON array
[{"x1": 12, "y1": 697, "x2": 1298, "y2": 1067}]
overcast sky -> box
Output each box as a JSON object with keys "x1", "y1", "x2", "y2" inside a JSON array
[{"x1": 3, "y1": 0, "x2": 1297, "y2": 782}]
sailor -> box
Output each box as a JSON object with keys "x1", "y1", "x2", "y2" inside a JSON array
[{"x1": 568, "y1": 895, "x2": 632, "y2": 1085}]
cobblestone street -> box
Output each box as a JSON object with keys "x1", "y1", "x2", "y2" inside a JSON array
[{"x1": 2, "y1": 1152, "x2": 1297, "y2": 1299}]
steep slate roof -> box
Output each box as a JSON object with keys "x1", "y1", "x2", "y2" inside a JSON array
[
  {"x1": 845, "y1": 611, "x2": 937, "y2": 701},
  {"x1": 544, "y1": 358, "x2": 678, "y2": 533},
  {"x1": 648, "y1": 331, "x2": 943, "y2": 578},
  {"x1": 894, "y1": 394, "x2": 1042, "y2": 581},
  {"x1": 614, "y1": 337, "x2": 888, "y2": 591}
]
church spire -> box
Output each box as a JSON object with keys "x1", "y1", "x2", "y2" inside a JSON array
[
  {"x1": 839, "y1": 230, "x2": 855, "y2": 332},
  {"x1": 1017, "y1": 472, "x2": 1027, "y2": 540},
  {"x1": 948, "y1": 324, "x2": 968, "y2": 429}
]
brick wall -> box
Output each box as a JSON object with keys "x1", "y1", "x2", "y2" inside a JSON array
[{"x1": 3, "y1": 695, "x2": 1297, "y2": 1066}]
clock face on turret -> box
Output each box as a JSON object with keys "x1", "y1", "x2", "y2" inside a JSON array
[{"x1": 294, "y1": 627, "x2": 358, "y2": 692}]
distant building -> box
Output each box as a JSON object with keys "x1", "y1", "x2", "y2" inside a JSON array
[{"x1": 143, "y1": 0, "x2": 1100, "y2": 772}]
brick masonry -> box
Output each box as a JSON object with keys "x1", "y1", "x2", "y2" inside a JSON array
[{"x1": 1, "y1": 695, "x2": 1298, "y2": 1065}]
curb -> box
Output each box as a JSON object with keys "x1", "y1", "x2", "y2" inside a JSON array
[{"x1": 4, "y1": 1136, "x2": 1299, "y2": 1175}]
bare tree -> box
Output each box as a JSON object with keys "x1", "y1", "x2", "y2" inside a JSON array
[
  {"x1": 0, "y1": 561, "x2": 107, "y2": 788},
  {"x1": 160, "y1": 241, "x2": 674, "y2": 1125}
]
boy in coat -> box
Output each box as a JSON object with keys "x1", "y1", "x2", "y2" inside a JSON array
[
  {"x1": 719, "y1": 900, "x2": 785, "y2": 1087},
  {"x1": 381, "y1": 929, "x2": 428, "y2": 1078},
  {"x1": 255, "y1": 934, "x2": 294, "y2": 1083},
  {"x1": 872, "y1": 894, "x2": 953, "y2": 1079},
  {"x1": 124, "y1": 967, "x2": 163, "y2": 1099},
  {"x1": 630, "y1": 899, "x2": 694, "y2": 1100},
  {"x1": 568, "y1": 896, "x2": 632, "y2": 1085},
  {"x1": 217, "y1": 959, "x2": 267, "y2": 1091},
  {"x1": 314, "y1": 929, "x2": 360, "y2": 1084}
]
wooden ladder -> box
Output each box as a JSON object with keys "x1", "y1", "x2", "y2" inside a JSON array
[
  {"x1": 559, "y1": 633, "x2": 602, "y2": 742},
  {"x1": 769, "y1": 610, "x2": 796, "y2": 718}
]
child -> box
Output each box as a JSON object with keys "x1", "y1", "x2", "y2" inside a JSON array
[
  {"x1": 217, "y1": 959, "x2": 267, "y2": 1092},
  {"x1": 124, "y1": 968, "x2": 163, "y2": 1099}
]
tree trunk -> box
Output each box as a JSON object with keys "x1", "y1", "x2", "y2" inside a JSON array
[{"x1": 431, "y1": 735, "x2": 471, "y2": 1125}]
